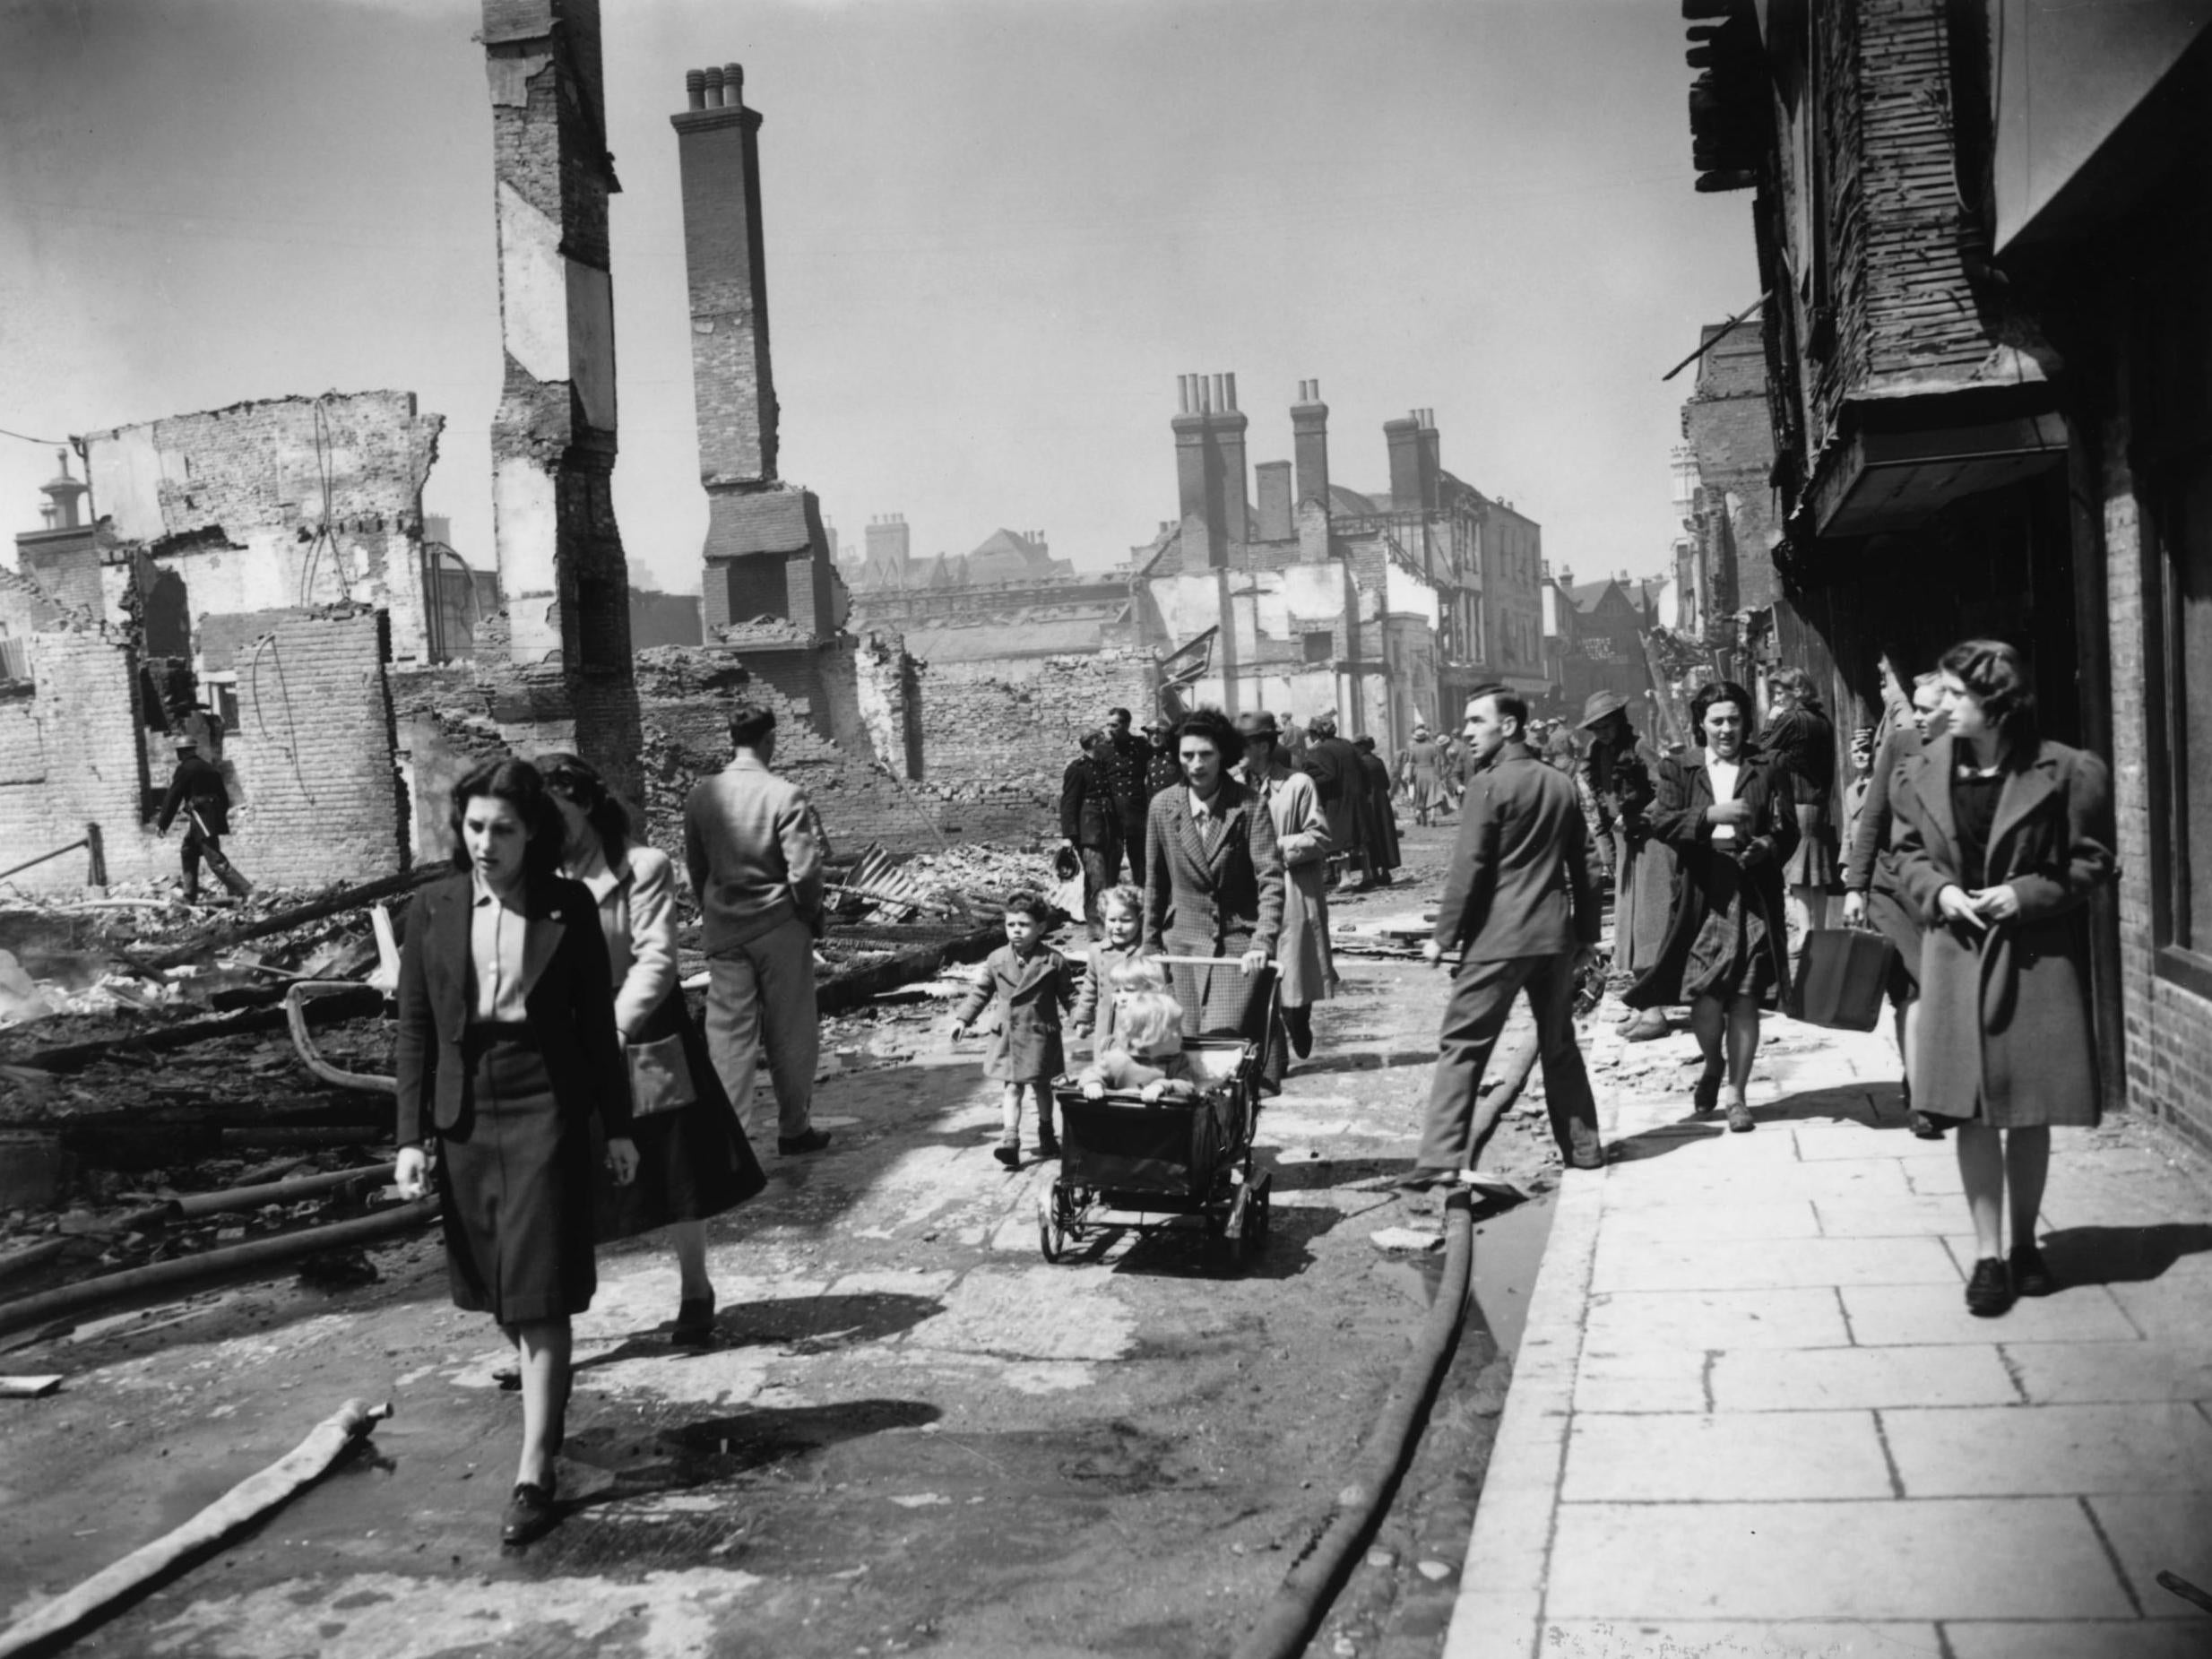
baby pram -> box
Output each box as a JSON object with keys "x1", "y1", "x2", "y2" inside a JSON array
[{"x1": 1039, "y1": 956, "x2": 1277, "y2": 1263}]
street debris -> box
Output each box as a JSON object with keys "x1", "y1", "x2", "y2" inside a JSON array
[{"x1": 0, "y1": 1397, "x2": 392, "y2": 1658}]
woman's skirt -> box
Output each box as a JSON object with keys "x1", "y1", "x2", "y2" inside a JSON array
[
  {"x1": 1412, "y1": 768, "x2": 1448, "y2": 811},
  {"x1": 436, "y1": 1027, "x2": 596, "y2": 1324},
  {"x1": 1783, "y1": 801, "x2": 1839, "y2": 888},
  {"x1": 1681, "y1": 856, "x2": 1779, "y2": 1005},
  {"x1": 593, "y1": 994, "x2": 767, "y2": 1243}
]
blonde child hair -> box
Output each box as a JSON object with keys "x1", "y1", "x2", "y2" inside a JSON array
[
  {"x1": 1116, "y1": 989, "x2": 1184, "y2": 1054},
  {"x1": 1109, "y1": 955, "x2": 1168, "y2": 994},
  {"x1": 1101, "y1": 884, "x2": 1144, "y2": 921}
]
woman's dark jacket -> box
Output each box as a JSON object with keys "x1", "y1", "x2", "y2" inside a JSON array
[
  {"x1": 394, "y1": 871, "x2": 633, "y2": 1147},
  {"x1": 1624, "y1": 743, "x2": 1799, "y2": 1010}
]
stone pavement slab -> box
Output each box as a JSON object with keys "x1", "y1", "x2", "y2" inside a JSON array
[{"x1": 1444, "y1": 1008, "x2": 2212, "y2": 1659}]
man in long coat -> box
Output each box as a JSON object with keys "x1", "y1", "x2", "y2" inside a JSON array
[
  {"x1": 1410, "y1": 686, "x2": 1606, "y2": 1180},
  {"x1": 1577, "y1": 690, "x2": 1670, "y2": 1037},
  {"x1": 1300, "y1": 711, "x2": 1370, "y2": 886},
  {"x1": 1235, "y1": 711, "x2": 1335, "y2": 1058}
]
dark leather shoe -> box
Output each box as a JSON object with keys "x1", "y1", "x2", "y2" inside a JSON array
[
  {"x1": 502, "y1": 1479, "x2": 558, "y2": 1546},
  {"x1": 672, "y1": 1293, "x2": 717, "y2": 1347},
  {"x1": 1965, "y1": 1257, "x2": 2013, "y2": 1317},
  {"x1": 1692, "y1": 1067, "x2": 1724, "y2": 1115},
  {"x1": 1725, "y1": 1100, "x2": 1756, "y2": 1134},
  {"x1": 1908, "y1": 1110, "x2": 1946, "y2": 1140},
  {"x1": 2009, "y1": 1244, "x2": 2054, "y2": 1298},
  {"x1": 777, "y1": 1128, "x2": 833, "y2": 1155},
  {"x1": 992, "y1": 1141, "x2": 1020, "y2": 1169},
  {"x1": 1035, "y1": 1132, "x2": 1060, "y2": 1158}
]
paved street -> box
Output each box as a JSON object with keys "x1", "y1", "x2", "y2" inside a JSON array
[
  {"x1": 1447, "y1": 998, "x2": 2212, "y2": 1659},
  {"x1": 0, "y1": 826, "x2": 1563, "y2": 1658}
]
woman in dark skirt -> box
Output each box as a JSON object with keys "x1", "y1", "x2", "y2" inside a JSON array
[
  {"x1": 393, "y1": 759, "x2": 637, "y2": 1546},
  {"x1": 1890, "y1": 639, "x2": 2115, "y2": 1317},
  {"x1": 537, "y1": 754, "x2": 765, "y2": 1345},
  {"x1": 1624, "y1": 679, "x2": 1798, "y2": 1134}
]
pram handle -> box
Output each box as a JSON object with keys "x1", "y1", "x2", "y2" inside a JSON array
[{"x1": 1143, "y1": 954, "x2": 1270, "y2": 967}]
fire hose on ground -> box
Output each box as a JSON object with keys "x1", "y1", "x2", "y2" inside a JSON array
[{"x1": 1231, "y1": 1024, "x2": 1540, "y2": 1659}]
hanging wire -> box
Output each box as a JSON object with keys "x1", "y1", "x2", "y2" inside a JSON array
[{"x1": 0, "y1": 425, "x2": 69, "y2": 446}]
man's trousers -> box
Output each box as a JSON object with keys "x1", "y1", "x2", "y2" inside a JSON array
[
  {"x1": 1420, "y1": 952, "x2": 1600, "y2": 1171},
  {"x1": 704, "y1": 915, "x2": 819, "y2": 1142}
]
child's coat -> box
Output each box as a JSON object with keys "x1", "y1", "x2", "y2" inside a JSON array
[{"x1": 955, "y1": 943, "x2": 1076, "y2": 1083}]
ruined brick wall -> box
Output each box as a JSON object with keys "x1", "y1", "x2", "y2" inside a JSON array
[
  {"x1": 82, "y1": 393, "x2": 444, "y2": 662},
  {"x1": 219, "y1": 609, "x2": 408, "y2": 886},
  {"x1": 1686, "y1": 322, "x2": 1784, "y2": 622},
  {"x1": 911, "y1": 647, "x2": 1158, "y2": 840},
  {"x1": 0, "y1": 630, "x2": 160, "y2": 893}
]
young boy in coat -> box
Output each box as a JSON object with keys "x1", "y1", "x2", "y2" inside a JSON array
[{"x1": 951, "y1": 892, "x2": 1076, "y2": 1167}]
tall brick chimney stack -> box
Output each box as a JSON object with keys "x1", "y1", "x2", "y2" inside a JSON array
[
  {"x1": 1211, "y1": 372, "x2": 1249, "y2": 549},
  {"x1": 480, "y1": 0, "x2": 643, "y2": 793},
  {"x1": 1172, "y1": 374, "x2": 1224, "y2": 569},
  {"x1": 671, "y1": 58, "x2": 776, "y2": 488},
  {"x1": 1414, "y1": 406, "x2": 1441, "y2": 511},
  {"x1": 1291, "y1": 379, "x2": 1330, "y2": 512},
  {"x1": 672, "y1": 60, "x2": 842, "y2": 639},
  {"x1": 1385, "y1": 410, "x2": 1424, "y2": 513},
  {"x1": 1254, "y1": 461, "x2": 1292, "y2": 541}
]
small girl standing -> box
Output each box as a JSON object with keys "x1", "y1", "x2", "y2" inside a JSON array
[
  {"x1": 952, "y1": 892, "x2": 1076, "y2": 1167},
  {"x1": 1072, "y1": 885, "x2": 1145, "y2": 1057}
]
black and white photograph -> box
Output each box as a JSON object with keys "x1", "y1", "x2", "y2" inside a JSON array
[{"x1": 1, "y1": 2, "x2": 2208, "y2": 1655}]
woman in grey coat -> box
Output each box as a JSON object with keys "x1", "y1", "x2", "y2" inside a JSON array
[
  {"x1": 1891, "y1": 639, "x2": 2115, "y2": 1317},
  {"x1": 1236, "y1": 710, "x2": 1335, "y2": 1059}
]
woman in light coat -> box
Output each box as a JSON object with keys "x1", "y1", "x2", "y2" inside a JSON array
[
  {"x1": 1236, "y1": 711, "x2": 1335, "y2": 1059},
  {"x1": 1889, "y1": 640, "x2": 2114, "y2": 1318},
  {"x1": 539, "y1": 754, "x2": 765, "y2": 1348}
]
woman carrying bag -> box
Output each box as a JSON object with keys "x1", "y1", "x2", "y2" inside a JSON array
[
  {"x1": 1888, "y1": 641, "x2": 2114, "y2": 1318},
  {"x1": 539, "y1": 753, "x2": 766, "y2": 1347}
]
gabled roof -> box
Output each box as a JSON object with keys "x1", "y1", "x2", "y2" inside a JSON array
[{"x1": 966, "y1": 527, "x2": 1048, "y2": 563}]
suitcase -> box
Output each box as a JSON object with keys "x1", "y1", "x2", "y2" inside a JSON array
[{"x1": 1789, "y1": 928, "x2": 1894, "y2": 1032}]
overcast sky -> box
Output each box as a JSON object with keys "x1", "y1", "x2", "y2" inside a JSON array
[{"x1": 1, "y1": 0, "x2": 1758, "y2": 594}]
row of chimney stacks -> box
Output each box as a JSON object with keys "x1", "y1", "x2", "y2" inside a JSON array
[{"x1": 684, "y1": 65, "x2": 746, "y2": 110}]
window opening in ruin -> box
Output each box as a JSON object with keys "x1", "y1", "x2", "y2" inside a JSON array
[
  {"x1": 143, "y1": 566, "x2": 191, "y2": 659},
  {"x1": 722, "y1": 554, "x2": 790, "y2": 627},
  {"x1": 1303, "y1": 630, "x2": 1334, "y2": 665}
]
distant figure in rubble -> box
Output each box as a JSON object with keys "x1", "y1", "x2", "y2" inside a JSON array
[
  {"x1": 1141, "y1": 712, "x2": 1181, "y2": 804},
  {"x1": 685, "y1": 702, "x2": 833, "y2": 1158},
  {"x1": 1059, "y1": 729, "x2": 1122, "y2": 935},
  {"x1": 153, "y1": 735, "x2": 230, "y2": 902}
]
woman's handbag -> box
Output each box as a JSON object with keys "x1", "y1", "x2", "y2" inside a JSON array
[
  {"x1": 626, "y1": 1033, "x2": 699, "y2": 1117},
  {"x1": 1789, "y1": 928, "x2": 1894, "y2": 1032}
]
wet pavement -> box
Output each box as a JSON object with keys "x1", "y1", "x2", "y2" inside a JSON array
[{"x1": 0, "y1": 823, "x2": 1569, "y2": 1658}]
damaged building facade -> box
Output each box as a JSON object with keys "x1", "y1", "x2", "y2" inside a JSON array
[
  {"x1": 1128, "y1": 374, "x2": 1545, "y2": 747},
  {"x1": 1680, "y1": 0, "x2": 2212, "y2": 1148}
]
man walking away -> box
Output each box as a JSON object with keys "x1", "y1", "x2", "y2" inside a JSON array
[
  {"x1": 1060, "y1": 730, "x2": 1123, "y2": 936},
  {"x1": 154, "y1": 736, "x2": 234, "y2": 902},
  {"x1": 686, "y1": 702, "x2": 833, "y2": 1155},
  {"x1": 1407, "y1": 685, "x2": 1606, "y2": 1185}
]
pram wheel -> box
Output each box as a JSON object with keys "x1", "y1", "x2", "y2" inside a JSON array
[{"x1": 1038, "y1": 1187, "x2": 1070, "y2": 1262}]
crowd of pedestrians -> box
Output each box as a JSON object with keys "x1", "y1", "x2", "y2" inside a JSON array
[{"x1": 386, "y1": 633, "x2": 2113, "y2": 1548}]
